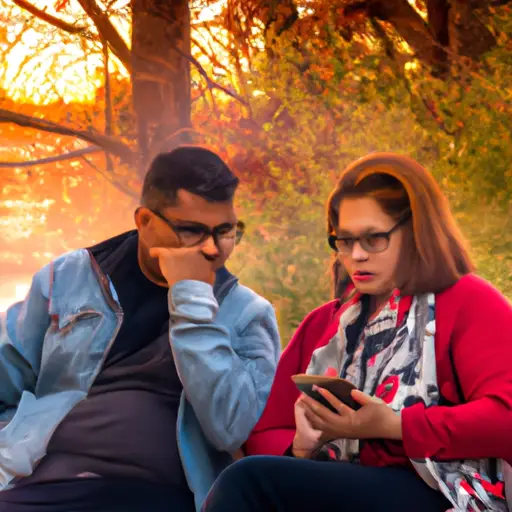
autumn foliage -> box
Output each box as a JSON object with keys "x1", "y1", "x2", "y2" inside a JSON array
[{"x1": 0, "y1": 0, "x2": 511, "y2": 339}]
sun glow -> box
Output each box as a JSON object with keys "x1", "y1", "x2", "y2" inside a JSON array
[
  {"x1": 0, "y1": 197, "x2": 55, "y2": 240},
  {"x1": 1, "y1": 0, "x2": 130, "y2": 104},
  {"x1": 0, "y1": 0, "x2": 240, "y2": 311},
  {"x1": 1, "y1": 0, "x2": 235, "y2": 105},
  {"x1": 0, "y1": 283, "x2": 30, "y2": 312}
]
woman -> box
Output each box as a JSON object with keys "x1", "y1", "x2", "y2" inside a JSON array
[{"x1": 202, "y1": 153, "x2": 512, "y2": 512}]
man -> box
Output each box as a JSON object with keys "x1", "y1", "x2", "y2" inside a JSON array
[{"x1": 0, "y1": 146, "x2": 280, "y2": 511}]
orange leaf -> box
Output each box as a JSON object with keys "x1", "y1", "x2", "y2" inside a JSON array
[{"x1": 54, "y1": 0, "x2": 69, "y2": 12}]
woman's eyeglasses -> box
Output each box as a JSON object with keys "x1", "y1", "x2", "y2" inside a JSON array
[
  {"x1": 328, "y1": 215, "x2": 410, "y2": 254},
  {"x1": 150, "y1": 209, "x2": 245, "y2": 248}
]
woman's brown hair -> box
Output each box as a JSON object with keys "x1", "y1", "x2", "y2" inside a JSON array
[{"x1": 327, "y1": 153, "x2": 474, "y2": 299}]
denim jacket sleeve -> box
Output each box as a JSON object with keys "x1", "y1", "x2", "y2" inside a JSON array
[
  {"x1": 168, "y1": 280, "x2": 280, "y2": 454},
  {"x1": 0, "y1": 267, "x2": 51, "y2": 426}
]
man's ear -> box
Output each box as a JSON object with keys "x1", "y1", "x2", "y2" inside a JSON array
[{"x1": 134, "y1": 206, "x2": 152, "y2": 230}]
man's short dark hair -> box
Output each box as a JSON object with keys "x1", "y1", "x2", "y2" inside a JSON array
[{"x1": 141, "y1": 146, "x2": 239, "y2": 210}]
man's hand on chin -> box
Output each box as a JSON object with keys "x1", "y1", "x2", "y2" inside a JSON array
[{"x1": 149, "y1": 247, "x2": 216, "y2": 289}]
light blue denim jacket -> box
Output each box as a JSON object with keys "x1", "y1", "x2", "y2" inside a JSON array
[{"x1": 0, "y1": 248, "x2": 280, "y2": 509}]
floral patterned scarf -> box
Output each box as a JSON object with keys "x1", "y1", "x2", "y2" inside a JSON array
[{"x1": 306, "y1": 292, "x2": 510, "y2": 512}]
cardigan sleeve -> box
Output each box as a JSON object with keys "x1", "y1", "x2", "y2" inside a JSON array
[
  {"x1": 244, "y1": 301, "x2": 339, "y2": 456},
  {"x1": 402, "y1": 276, "x2": 512, "y2": 463}
]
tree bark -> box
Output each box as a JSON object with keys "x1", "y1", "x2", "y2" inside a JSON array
[
  {"x1": 427, "y1": 0, "x2": 450, "y2": 73},
  {"x1": 345, "y1": 0, "x2": 497, "y2": 69},
  {"x1": 447, "y1": 0, "x2": 496, "y2": 60},
  {"x1": 368, "y1": 0, "x2": 442, "y2": 66},
  {"x1": 131, "y1": 0, "x2": 192, "y2": 176}
]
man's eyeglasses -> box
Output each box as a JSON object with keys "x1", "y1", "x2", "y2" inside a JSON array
[
  {"x1": 150, "y1": 209, "x2": 245, "y2": 248},
  {"x1": 328, "y1": 215, "x2": 410, "y2": 254}
]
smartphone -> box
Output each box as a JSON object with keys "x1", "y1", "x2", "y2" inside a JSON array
[{"x1": 292, "y1": 374, "x2": 361, "y2": 412}]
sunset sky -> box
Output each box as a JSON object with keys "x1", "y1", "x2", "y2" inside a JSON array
[{"x1": 1, "y1": 0, "x2": 226, "y2": 103}]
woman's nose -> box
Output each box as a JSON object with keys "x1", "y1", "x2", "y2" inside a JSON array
[{"x1": 351, "y1": 240, "x2": 369, "y2": 261}]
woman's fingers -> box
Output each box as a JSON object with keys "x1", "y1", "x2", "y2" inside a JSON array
[
  {"x1": 314, "y1": 386, "x2": 353, "y2": 415},
  {"x1": 304, "y1": 408, "x2": 325, "y2": 431},
  {"x1": 351, "y1": 389, "x2": 381, "y2": 406},
  {"x1": 301, "y1": 392, "x2": 345, "y2": 422}
]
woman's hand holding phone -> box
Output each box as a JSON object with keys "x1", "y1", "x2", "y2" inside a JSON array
[
  {"x1": 291, "y1": 374, "x2": 402, "y2": 446},
  {"x1": 300, "y1": 386, "x2": 403, "y2": 442},
  {"x1": 292, "y1": 394, "x2": 327, "y2": 458}
]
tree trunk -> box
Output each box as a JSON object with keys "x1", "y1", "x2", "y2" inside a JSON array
[
  {"x1": 364, "y1": 0, "x2": 443, "y2": 67},
  {"x1": 427, "y1": 0, "x2": 450, "y2": 74},
  {"x1": 351, "y1": 0, "x2": 497, "y2": 71},
  {"x1": 131, "y1": 0, "x2": 191, "y2": 177},
  {"x1": 447, "y1": 0, "x2": 496, "y2": 60}
]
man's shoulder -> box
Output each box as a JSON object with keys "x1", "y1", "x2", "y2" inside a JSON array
[
  {"x1": 221, "y1": 282, "x2": 279, "y2": 334},
  {"x1": 49, "y1": 248, "x2": 92, "y2": 275},
  {"x1": 224, "y1": 284, "x2": 280, "y2": 353},
  {"x1": 226, "y1": 282, "x2": 273, "y2": 314},
  {"x1": 17, "y1": 249, "x2": 93, "y2": 306}
]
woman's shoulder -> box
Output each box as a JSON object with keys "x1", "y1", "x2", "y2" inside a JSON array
[
  {"x1": 300, "y1": 299, "x2": 340, "y2": 326},
  {"x1": 438, "y1": 273, "x2": 509, "y2": 302},
  {"x1": 288, "y1": 300, "x2": 340, "y2": 345},
  {"x1": 436, "y1": 273, "x2": 512, "y2": 322}
]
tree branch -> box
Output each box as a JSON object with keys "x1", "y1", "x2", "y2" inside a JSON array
[
  {"x1": 156, "y1": 127, "x2": 220, "y2": 154},
  {"x1": 14, "y1": 0, "x2": 134, "y2": 73},
  {"x1": 262, "y1": 0, "x2": 299, "y2": 37},
  {"x1": 12, "y1": 0, "x2": 87, "y2": 34},
  {"x1": 417, "y1": 95, "x2": 459, "y2": 136},
  {"x1": 356, "y1": 0, "x2": 444, "y2": 66},
  {"x1": 370, "y1": 18, "x2": 405, "y2": 71},
  {"x1": 427, "y1": 0, "x2": 449, "y2": 43},
  {"x1": 0, "y1": 146, "x2": 102, "y2": 168},
  {"x1": 77, "y1": 0, "x2": 132, "y2": 72},
  {"x1": 191, "y1": 36, "x2": 230, "y2": 75},
  {"x1": 81, "y1": 155, "x2": 138, "y2": 199},
  {"x1": 347, "y1": 0, "x2": 497, "y2": 67},
  {"x1": 171, "y1": 46, "x2": 248, "y2": 106},
  {"x1": 0, "y1": 108, "x2": 134, "y2": 163},
  {"x1": 102, "y1": 38, "x2": 114, "y2": 174},
  {"x1": 370, "y1": 18, "x2": 458, "y2": 136},
  {"x1": 191, "y1": 86, "x2": 207, "y2": 104},
  {"x1": 447, "y1": 0, "x2": 496, "y2": 59}
]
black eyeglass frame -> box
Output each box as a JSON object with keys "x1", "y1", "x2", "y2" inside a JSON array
[
  {"x1": 150, "y1": 209, "x2": 245, "y2": 248},
  {"x1": 328, "y1": 214, "x2": 411, "y2": 253}
]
